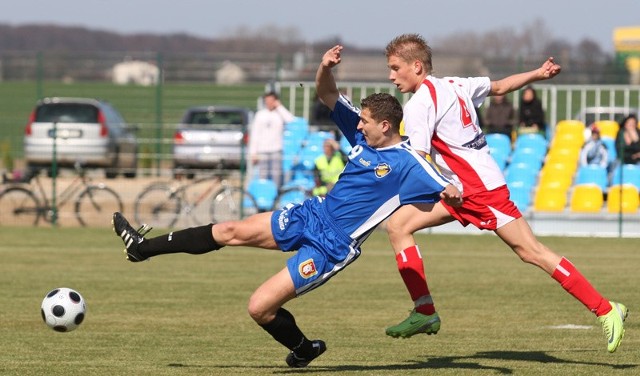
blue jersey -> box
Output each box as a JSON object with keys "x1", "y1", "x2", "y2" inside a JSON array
[
  {"x1": 271, "y1": 95, "x2": 450, "y2": 295},
  {"x1": 323, "y1": 95, "x2": 449, "y2": 245}
]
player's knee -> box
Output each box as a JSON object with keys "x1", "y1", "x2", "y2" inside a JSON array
[
  {"x1": 213, "y1": 221, "x2": 238, "y2": 243},
  {"x1": 247, "y1": 294, "x2": 274, "y2": 324}
]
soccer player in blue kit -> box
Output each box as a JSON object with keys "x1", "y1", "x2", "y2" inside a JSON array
[{"x1": 112, "y1": 45, "x2": 462, "y2": 368}]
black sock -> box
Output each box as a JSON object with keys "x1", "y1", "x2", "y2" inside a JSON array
[
  {"x1": 139, "y1": 224, "x2": 222, "y2": 258},
  {"x1": 259, "y1": 308, "x2": 314, "y2": 356}
]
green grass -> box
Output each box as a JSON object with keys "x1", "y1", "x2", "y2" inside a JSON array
[{"x1": 0, "y1": 227, "x2": 638, "y2": 375}]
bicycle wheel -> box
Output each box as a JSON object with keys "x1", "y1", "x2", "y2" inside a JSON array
[
  {"x1": 210, "y1": 186, "x2": 258, "y2": 223},
  {"x1": 0, "y1": 187, "x2": 41, "y2": 226},
  {"x1": 75, "y1": 185, "x2": 123, "y2": 227},
  {"x1": 134, "y1": 184, "x2": 181, "y2": 229},
  {"x1": 176, "y1": 177, "x2": 219, "y2": 226},
  {"x1": 273, "y1": 187, "x2": 312, "y2": 209}
]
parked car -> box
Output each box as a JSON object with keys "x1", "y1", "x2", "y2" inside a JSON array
[
  {"x1": 23, "y1": 97, "x2": 138, "y2": 178},
  {"x1": 172, "y1": 105, "x2": 253, "y2": 178}
]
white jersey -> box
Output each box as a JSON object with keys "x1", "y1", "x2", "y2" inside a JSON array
[{"x1": 403, "y1": 75, "x2": 506, "y2": 196}]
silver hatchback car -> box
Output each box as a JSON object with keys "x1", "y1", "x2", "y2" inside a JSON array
[
  {"x1": 172, "y1": 105, "x2": 253, "y2": 177},
  {"x1": 23, "y1": 97, "x2": 138, "y2": 178}
]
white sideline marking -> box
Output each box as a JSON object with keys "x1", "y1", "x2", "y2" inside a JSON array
[{"x1": 546, "y1": 324, "x2": 593, "y2": 330}]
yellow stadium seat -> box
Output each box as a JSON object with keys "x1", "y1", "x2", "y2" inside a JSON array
[
  {"x1": 538, "y1": 173, "x2": 573, "y2": 190},
  {"x1": 546, "y1": 146, "x2": 581, "y2": 165},
  {"x1": 555, "y1": 120, "x2": 586, "y2": 137},
  {"x1": 551, "y1": 132, "x2": 585, "y2": 149},
  {"x1": 534, "y1": 187, "x2": 568, "y2": 212},
  {"x1": 570, "y1": 184, "x2": 604, "y2": 213},
  {"x1": 607, "y1": 184, "x2": 640, "y2": 213},
  {"x1": 541, "y1": 159, "x2": 578, "y2": 181},
  {"x1": 593, "y1": 120, "x2": 620, "y2": 139}
]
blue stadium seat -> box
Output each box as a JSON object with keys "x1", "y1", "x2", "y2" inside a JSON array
[
  {"x1": 510, "y1": 146, "x2": 546, "y2": 166},
  {"x1": 485, "y1": 133, "x2": 512, "y2": 157},
  {"x1": 611, "y1": 164, "x2": 640, "y2": 190},
  {"x1": 507, "y1": 183, "x2": 533, "y2": 212},
  {"x1": 575, "y1": 165, "x2": 608, "y2": 191},
  {"x1": 340, "y1": 136, "x2": 353, "y2": 154},
  {"x1": 505, "y1": 165, "x2": 537, "y2": 190},
  {"x1": 490, "y1": 149, "x2": 509, "y2": 171},
  {"x1": 514, "y1": 133, "x2": 548, "y2": 157},
  {"x1": 247, "y1": 178, "x2": 278, "y2": 211},
  {"x1": 305, "y1": 131, "x2": 334, "y2": 150},
  {"x1": 600, "y1": 137, "x2": 617, "y2": 164}
]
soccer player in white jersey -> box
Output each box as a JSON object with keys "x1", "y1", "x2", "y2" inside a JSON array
[
  {"x1": 112, "y1": 45, "x2": 462, "y2": 368},
  {"x1": 381, "y1": 33, "x2": 627, "y2": 353}
]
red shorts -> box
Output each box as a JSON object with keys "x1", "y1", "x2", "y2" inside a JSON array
[{"x1": 441, "y1": 185, "x2": 522, "y2": 230}]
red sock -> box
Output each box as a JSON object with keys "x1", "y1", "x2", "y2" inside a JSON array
[
  {"x1": 396, "y1": 245, "x2": 435, "y2": 315},
  {"x1": 551, "y1": 257, "x2": 611, "y2": 316}
]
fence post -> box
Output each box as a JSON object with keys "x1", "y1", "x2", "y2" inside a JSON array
[{"x1": 155, "y1": 52, "x2": 164, "y2": 177}]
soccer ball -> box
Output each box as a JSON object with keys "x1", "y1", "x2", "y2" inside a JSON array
[{"x1": 40, "y1": 287, "x2": 87, "y2": 332}]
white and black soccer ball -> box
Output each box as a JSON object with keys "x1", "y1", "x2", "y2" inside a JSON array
[{"x1": 40, "y1": 287, "x2": 87, "y2": 332}]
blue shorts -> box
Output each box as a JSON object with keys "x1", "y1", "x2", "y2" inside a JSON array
[{"x1": 271, "y1": 198, "x2": 360, "y2": 296}]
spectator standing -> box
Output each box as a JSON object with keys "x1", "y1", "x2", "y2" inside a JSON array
[
  {"x1": 484, "y1": 94, "x2": 516, "y2": 138},
  {"x1": 617, "y1": 114, "x2": 640, "y2": 165},
  {"x1": 248, "y1": 91, "x2": 295, "y2": 187},
  {"x1": 518, "y1": 85, "x2": 546, "y2": 136},
  {"x1": 579, "y1": 124, "x2": 609, "y2": 168}
]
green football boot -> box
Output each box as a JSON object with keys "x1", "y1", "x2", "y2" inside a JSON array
[
  {"x1": 597, "y1": 301, "x2": 628, "y2": 353},
  {"x1": 386, "y1": 310, "x2": 441, "y2": 338}
]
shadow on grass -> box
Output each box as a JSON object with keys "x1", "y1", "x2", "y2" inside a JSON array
[
  {"x1": 311, "y1": 351, "x2": 635, "y2": 374},
  {"x1": 169, "y1": 350, "x2": 637, "y2": 374}
]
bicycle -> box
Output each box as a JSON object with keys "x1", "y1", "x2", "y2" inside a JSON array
[
  {"x1": 134, "y1": 174, "x2": 314, "y2": 229},
  {"x1": 0, "y1": 164, "x2": 123, "y2": 227},
  {"x1": 134, "y1": 174, "x2": 259, "y2": 229}
]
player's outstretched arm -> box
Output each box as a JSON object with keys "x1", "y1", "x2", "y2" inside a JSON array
[
  {"x1": 490, "y1": 57, "x2": 561, "y2": 96},
  {"x1": 315, "y1": 45, "x2": 343, "y2": 111}
]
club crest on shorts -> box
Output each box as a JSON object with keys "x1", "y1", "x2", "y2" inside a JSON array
[
  {"x1": 299, "y1": 259, "x2": 318, "y2": 279},
  {"x1": 374, "y1": 162, "x2": 392, "y2": 178}
]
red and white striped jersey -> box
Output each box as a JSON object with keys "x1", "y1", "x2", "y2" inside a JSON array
[{"x1": 403, "y1": 75, "x2": 506, "y2": 197}]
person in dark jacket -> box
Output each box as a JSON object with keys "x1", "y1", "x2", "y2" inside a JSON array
[{"x1": 518, "y1": 85, "x2": 545, "y2": 135}]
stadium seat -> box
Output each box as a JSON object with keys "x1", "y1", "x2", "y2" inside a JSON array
[
  {"x1": 510, "y1": 146, "x2": 546, "y2": 166},
  {"x1": 490, "y1": 149, "x2": 509, "y2": 170},
  {"x1": 546, "y1": 145, "x2": 581, "y2": 165},
  {"x1": 607, "y1": 184, "x2": 640, "y2": 213},
  {"x1": 541, "y1": 159, "x2": 577, "y2": 180},
  {"x1": 554, "y1": 120, "x2": 586, "y2": 137},
  {"x1": 611, "y1": 164, "x2": 640, "y2": 190},
  {"x1": 340, "y1": 136, "x2": 353, "y2": 154},
  {"x1": 247, "y1": 178, "x2": 278, "y2": 211},
  {"x1": 514, "y1": 133, "x2": 547, "y2": 156},
  {"x1": 533, "y1": 186, "x2": 568, "y2": 212},
  {"x1": 551, "y1": 132, "x2": 585, "y2": 150},
  {"x1": 486, "y1": 133, "x2": 512, "y2": 156},
  {"x1": 285, "y1": 117, "x2": 309, "y2": 141},
  {"x1": 505, "y1": 165, "x2": 538, "y2": 189},
  {"x1": 575, "y1": 165, "x2": 608, "y2": 191},
  {"x1": 570, "y1": 184, "x2": 604, "y2": 213},
  {"x1": 305, "y1": 131, "x2": 334, "y2": 150},
  {"x1": 508, "y1": 184, "x2": 533, "y2": 212},
  {"x1": 601, "y1": 137, "x2": 617, "y2": 164},
  {"x1": 593, "y1": 120, "x2": 620, "y2": 139}
]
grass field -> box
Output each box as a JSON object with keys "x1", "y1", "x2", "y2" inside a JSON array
[{"x1": 0, "y1": 226, "x2": 638, "y2": 375}]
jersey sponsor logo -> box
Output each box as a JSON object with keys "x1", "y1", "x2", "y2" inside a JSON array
[
  {"x1": 299, "y1": 258, "x2": 318, "y2": 279},
  {"x1": 374, "y1": 162, "x2": 392, "y2": 178},
  {"x1": 461, "y1": 133, "x2": 487, "y2": 150}
]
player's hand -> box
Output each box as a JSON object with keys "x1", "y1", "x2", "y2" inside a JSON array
[
  {"x1": 540, "y1": 57, "x2": 561, "y2": 79},
  {"x1": 440, "y1": 184, "x2": 463, "y2": 207},
  {"x1": 322, "y1": 45, "x2": 343, "y2": 69}
]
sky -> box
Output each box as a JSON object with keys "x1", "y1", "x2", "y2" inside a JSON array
[{"x1": 1, "y1": 0, "x2": 639, "y2": 53}]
